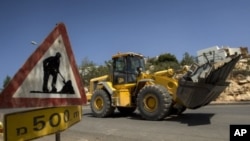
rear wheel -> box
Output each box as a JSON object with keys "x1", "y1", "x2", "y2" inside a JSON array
[
  {"x1": 137, "y1": 85, "x2": 172, "y2": 120},
  {"x1": 90, "y1": 89, "x2": 115, "y2": 117}
]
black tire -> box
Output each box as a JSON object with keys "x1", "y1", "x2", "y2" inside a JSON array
[
  {"x1": 117, "y1": 107, "x2": 136, "y2": 115},
  {"x1": 90, "y1": 89, "x2": 115, "y2": 117},
  {"x1": 137, "y1": 85, "x2": 172, "y2": 121},
  {"x1": 170, "y1": 104, "x2": 186, "y2": 115}
]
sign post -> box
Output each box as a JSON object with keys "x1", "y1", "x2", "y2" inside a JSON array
[
  {"x1": 0, "y1": 23, "x2": 86, "y2": 108},
  {"x1": 56, "y1": 132, "x2": 60, "y2": 141}
]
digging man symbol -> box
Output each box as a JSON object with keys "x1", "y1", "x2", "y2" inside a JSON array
[
  {"x1": 29, "y1": 52, "x2": 75, "y2": 94},
  {"x1": 42, "y1": 52, "x2": 61, "y2": 93}
]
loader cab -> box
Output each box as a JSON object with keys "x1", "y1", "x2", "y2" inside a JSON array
[{"x1": 112, "y1": 52, "x2": 145, "y2": 85}]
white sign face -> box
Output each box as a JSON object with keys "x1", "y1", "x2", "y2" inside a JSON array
[
  {"x1": 13, "y1": 35, "x2": 80, "y2": 98},
  {"x1": 0, "y1": 23, "x2": 86, "y2": 108}
]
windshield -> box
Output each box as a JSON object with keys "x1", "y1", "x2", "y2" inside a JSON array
[
  {"x1": 127, "y1": 55, "x2": 145, "y2": 73},
  {"x1": 113, "y1": 55, "x2": 145, "y2": 84}
]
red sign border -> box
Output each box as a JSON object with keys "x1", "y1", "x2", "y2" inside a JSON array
[{"x1": 0, "y1": 23, "x2": 86, "y2": 108}]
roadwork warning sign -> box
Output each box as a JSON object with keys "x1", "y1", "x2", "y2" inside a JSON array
[{"x1": 0, "y1": 23, "x2": 86, "y2": 108}]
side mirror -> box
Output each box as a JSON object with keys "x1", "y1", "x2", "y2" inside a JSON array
[{"x1": 137, "y1": 67, "x2": 143, "y2": 76}]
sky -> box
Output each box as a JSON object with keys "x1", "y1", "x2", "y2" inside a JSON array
[{"x1": 1, "y1": 0, "x2": 250, "y2": 88}]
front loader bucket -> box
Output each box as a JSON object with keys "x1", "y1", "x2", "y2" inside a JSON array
[
  {"x1": 177, "y1": 55, "x2": 241, "y2": 109},
  {"x1": 177, "y1": 80, "x2": 229, "y2": 109}
]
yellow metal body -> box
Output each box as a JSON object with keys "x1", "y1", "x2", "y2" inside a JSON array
[
  {"x1": 150, "y1": 69, "x2": 179, "y2": 100},
  {"x1": 89, "y1": 48, "x2": 245, "y2": 119},
  {"x1": 87, "y1": 52, "x2": 182, "y2": 108},
  {"x1": 86, "y1": 75, "x2": 109, "y2": 101},
  {"x1": 113, "y1": 88, "x2": 131, "y2": 106},
  {"x1": 112, "y1": 83, "x2": 136, "y2": 107}
]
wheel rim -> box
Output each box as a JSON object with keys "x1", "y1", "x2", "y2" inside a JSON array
[
  {"x1": 143, "y1": 94, "x2": 158, "y2": 112},
  {"x1": 94, "y1": 96, "x2": 104, "y2": 111}
]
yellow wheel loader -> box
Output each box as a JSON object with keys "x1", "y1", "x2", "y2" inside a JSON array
[{"x1": 87, "y1": 47, "x2": 247, "y2": 120}]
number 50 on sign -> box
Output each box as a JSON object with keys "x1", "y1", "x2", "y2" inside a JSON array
[{"x1": 4, "y1": 105, "x2": 82, "y2": 141}]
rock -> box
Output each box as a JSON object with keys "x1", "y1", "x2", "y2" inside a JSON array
[
  {"x1": 235, "y1": 95, "x2": 243, "y2": 101},
  {"x1": 243, "y1": 83, "x2": 250, "y2": 91},
  {"x1": 216, "y1": 75, "x2": 250, "y2": 102},
  {"x1": 247, "y1": 76, "x2": 250, "y2": 82},
  {"x1": 235, "y1": 94, "x2": 250, "y2": 101},
  {"x1": 226, "y1": 80, "x2": 241, "y2": 94},
  {"x1": 238, "y1": 79, "x2": 248, "y2": 85},
  {"x1": 236, "y1": 74, "x2": 245, "y2": 80},
  {"x1": 223, "y1": 95, "x2": 235, "y2": 101},
  {"x1": 247, "y1": 93, "x2": 250, "y2": 100}
]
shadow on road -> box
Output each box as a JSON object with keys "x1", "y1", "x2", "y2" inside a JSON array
[
  {"x1": 166, "y1": 113, "x2": 215, "y2": 126},
  {"x1": 83, "y1": 111, "x2": 143, "y2": 119},
  {"x1": 83, "y1": 111, "x2": 214, "y2": 126}
]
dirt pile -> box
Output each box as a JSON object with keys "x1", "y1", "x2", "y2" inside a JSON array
[
  {"x1": 215, "y1": 58, "x2": 250, "y2": 102},
  {"x1": 216, "y1": 77, "x2": 250, "y2": 101}
]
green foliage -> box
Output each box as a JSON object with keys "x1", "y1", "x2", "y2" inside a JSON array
[
  {"x1": 149, "y1": 61, "x2": 180, "y2": 72},
  {"x1": 146, "y1": 53, "x2": 180, "y2": 72},
  {"x1": 180, "y1": 52, "x2": 196, "y2": 66},
  {"x1": 3, "y1": 75, "x2": 11, "y2": 88},
  {"x1": 158, "y1": 53, "x2": 178, "y2": 64},
  {"x1": 79, "y1": 57, "x2": 110, "y2": 86}
]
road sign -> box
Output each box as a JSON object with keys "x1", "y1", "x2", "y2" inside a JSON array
[
  {"x1": 4, "y1": 105, "x2": 82, "y2": 141},
  {"x1": 0, "y1": 23, "x2": 86, "y2": 108}
]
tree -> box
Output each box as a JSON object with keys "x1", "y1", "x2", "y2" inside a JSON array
[
  {"x1": 156, "y1": 53, "x2": 180, "y2": 70},
  {"x1": 145, "y1": 53, "x2": 180, "y2": 73},
  {"x1": 79, "y1": 57, "x2": 96, "y2": 86},
  {"x1": 180, "y1": 52, "x2": 195, "y2": 66},
  {"x1": 79, "y1": 57, "x2": 110, "y2": 86},
  {"x1": 158, "y1": 53, "x2": 178, "y2": 64},
  {"x1": 3, "y1": 75, "x2": 11, "y2": 88}
]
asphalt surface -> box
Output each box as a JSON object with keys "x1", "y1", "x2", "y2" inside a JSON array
[{"x1": 30, "y1": 103, "x2": 250, "y2": 141}]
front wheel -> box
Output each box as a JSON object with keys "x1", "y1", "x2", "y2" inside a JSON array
[
  {"x1": 90, "y1": 89, "x2": 115, "y2": 117},
  {"x1": 137, "y1": 85, "x2": 172, "y2": 121}
]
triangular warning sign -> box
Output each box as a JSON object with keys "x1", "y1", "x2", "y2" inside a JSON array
[{"x1": 0, "y1": 23, "x2": 86, "y2": 108}]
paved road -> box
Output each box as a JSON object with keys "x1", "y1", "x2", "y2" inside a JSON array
[{"x1": 34, "y1": 104, "x2": 250, "y2": 141}]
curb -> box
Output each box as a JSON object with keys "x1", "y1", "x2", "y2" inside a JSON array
[
  {"x1": 83, "y1": 101, "x2": 250, "y2": 107},
  {"x1": 210, "y1": 100, "x2": 250, "y2": 105}
]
